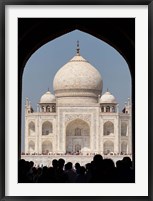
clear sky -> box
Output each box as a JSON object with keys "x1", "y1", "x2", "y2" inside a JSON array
[{"x1": 21, "y1": 30, "x2": 131, "y2": 152}]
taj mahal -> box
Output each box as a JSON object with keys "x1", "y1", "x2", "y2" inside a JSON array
[{"x1": 22, "y1": 43, "x2": 132, "y2": 165}]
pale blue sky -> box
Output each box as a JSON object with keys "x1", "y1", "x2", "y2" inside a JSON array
[{"x1": 21, "y1": 30, "x2": 131, "y2": 151}]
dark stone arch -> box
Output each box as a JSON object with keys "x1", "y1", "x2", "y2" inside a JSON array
[
  {"x1": 18, "y1": 18, "x2": 135, "y2": 161},
  {"x1": 18, "y1": 18, "x2": 135, "y2": 73}
]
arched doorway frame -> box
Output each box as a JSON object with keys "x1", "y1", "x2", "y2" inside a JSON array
[
  {"x1": 28, "y1": 140, "x2": 35, "y2": 154},
  {"x1": 103, "y1": 140, "x2": 114, "y2": 155},
  {"x1": 42, "y1": 121, "x2": 53, "y2": 135},
  {"x1": 18, "y1": 18, "x2": 134, "y2": 162},
  {"x1": 65, "y1": 118, "x2": 90, "y2": 154},
  {"x1": 42, "y1": 140, "x2": 53, "y2": 154},
  {"x1": 103, "y1": 121, "x2": 114, "y2": 136}
]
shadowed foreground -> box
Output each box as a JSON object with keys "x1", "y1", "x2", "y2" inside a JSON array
[{"x1": 18, "y1": 154, "x2": 135, "y2": 183}]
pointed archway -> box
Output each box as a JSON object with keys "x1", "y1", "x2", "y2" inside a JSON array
[
  {"x1": 18, "y1": 18, "x2": 135, "y2": 162},
  {"x1": 66, "y1": 119, "x2": 90, "y2": 154}
]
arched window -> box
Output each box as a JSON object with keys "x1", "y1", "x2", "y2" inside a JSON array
[
  {"x1": 121, "y1": 141, "x2": 128, "y2": 154},
  {"x1": 112, "y1": 106, "x2": 115, "y2": 113},
  {"x1": 46, "y1": 105, "x2": 50, "y2": 112},
  {"x1": 52, "y1": 105, "x2": 56, "y2": 112},
  {"x1": 103, "y1": 140, "x2": 114, "y2": 154},
  {"x1": 103, "y1": 121, "x2": 114, "y2": 136},
  {"x1": 28, "y1": 121, "x2": 35, "y2": 136},
  {"x1": 42, "y1": 106, "x2": 45, "y2": 112},
  {"x1": 42, "y1": 121, "x2": 53, "y2": 135},
  {"x1": 121, "y1": 122, "x2": 128, "y2": 136},
  {"x1": 101, "y1": 106, "x2": 104, "y2": 112},
  {"x1": 29, "y1": 140, "x2": 35, "y2": 153},
  {"x1": 106, "y1": 106, "x2": 110, "y2": 112},
  {"x1": 42, "y1": 140, "x2": 52, "y2": 154}
]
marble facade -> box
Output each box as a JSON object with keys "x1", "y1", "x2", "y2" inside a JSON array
[{"x1": 24, "y1": 47, "x2": 132, "y2": 158}]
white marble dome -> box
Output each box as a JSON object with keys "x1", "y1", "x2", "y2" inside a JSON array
[
  {"x1": 100, "y1": 91, "x2": 117, "y2": 103},
  {"x1": 53, "y1": 54, "x2": 103, "y2": 99},
  {"x1": 40, "y1": 91, "x2": 56, "y2": 103}
]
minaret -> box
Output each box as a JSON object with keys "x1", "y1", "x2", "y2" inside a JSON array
[{"x1": 25, "y1": 97, "x2": 30, "y2": 114}]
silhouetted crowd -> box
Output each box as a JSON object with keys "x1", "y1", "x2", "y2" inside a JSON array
[{"x1": 18, "y1": 154, "x2": 135, "y2": 183}]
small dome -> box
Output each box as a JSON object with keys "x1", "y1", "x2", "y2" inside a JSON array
[
  {"x1": 100, "y1": 91, "x2": 117, "y2": 103},
  {"x1": 40, "y1": 91, "x2": 56, "y2": 103}
]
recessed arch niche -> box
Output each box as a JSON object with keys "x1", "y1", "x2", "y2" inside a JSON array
[
  {"x1": 28, "y1": 140, "x2": 35, "y2": 154},
  {"x1": 66, "y1": 119, "x2": 90, "y2": 153},
  {"x1": 42, "y1": 140, "x2": 52, "y2": 154}
]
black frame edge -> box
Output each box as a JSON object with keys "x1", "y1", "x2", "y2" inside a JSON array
[
  {"x1": 148, "y1": 1, "x2": 153, "y2": 201},
  {"x1": 0, "y1": 1, "x2": 5, "y2": 201},
  {"x1": 1, "y1": 0, "x2": 152, "y2": 201},
  {"x1": 0, "y1": 0, "x2": 152, "y2": 5}
]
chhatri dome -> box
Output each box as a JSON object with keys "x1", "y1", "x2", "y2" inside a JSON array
[
  {"x1": 40, "y1": 90, "x2": 56, "y2": 103},
  {"x1": 100, "y1": 90, "x2": 117, "y2": 104},
  {"x1": 53, "y1": 42, "x2": 103, "y2": 103}
]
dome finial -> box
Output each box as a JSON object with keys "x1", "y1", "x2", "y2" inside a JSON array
[{"x1": 76, "y1": 40, "x2": 80, "y2": 56}]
